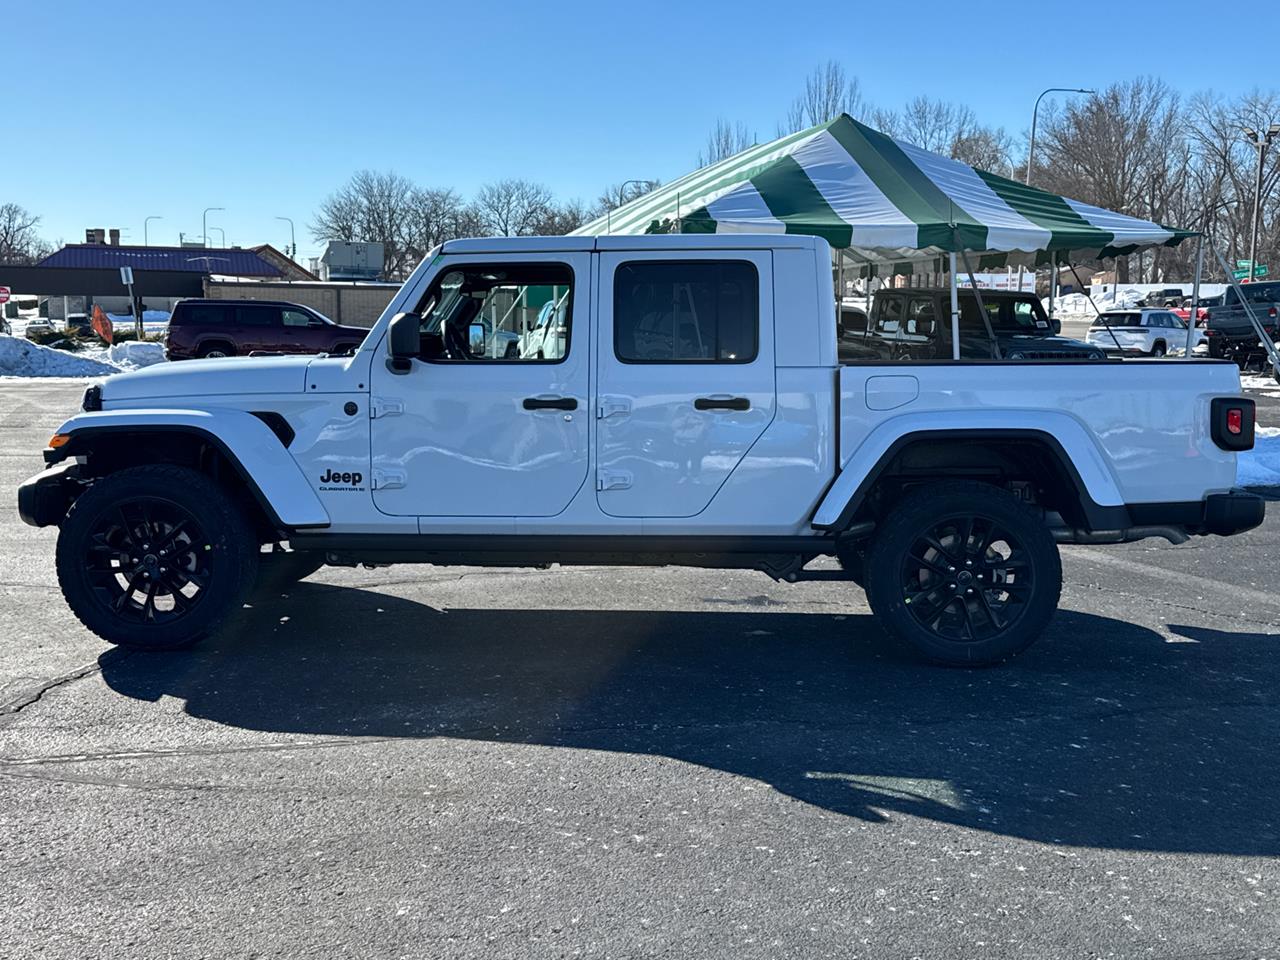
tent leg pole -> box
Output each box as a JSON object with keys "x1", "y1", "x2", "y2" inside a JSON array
[
  {"x1": 949, "y1": 252, "x2": 960, "y2": 360},
  {"x1": 1048, "y1": 261, "x2": 1056, "y2": 320},
  {"x1": 1211, "y1": 246, "x2": 1280, "y2": 375},
  {"x1": 958, "y1": 246, "x2": 1001, "y2": 359},
  {"x1": 1185, "y1": 236, "x2": 1203, "y2": 360}
]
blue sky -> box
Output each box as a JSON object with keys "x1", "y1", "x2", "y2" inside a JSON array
[{"x1": 4, "y1": 0, "x2": 1274, "y2": 261}]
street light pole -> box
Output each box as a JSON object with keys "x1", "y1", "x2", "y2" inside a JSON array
[
  {"x1": 202, "y1": 207, "x2": 224, "y2": 249},
  {"x1": 1023, "y1": 87, "x2": 1094, "y2": 298},
  {"x1": 144, "y1": 216, "x2": 163, "y2": 246},
  {"x1": 1243, "y1": 124, "x2": 1279, "y2": 283},
  {"x1": 208, "y1": 226, "x2": 225, "y2": 247},
  {"x1": 1026, "y1": 87, "x2": 1095, "y2": 186},
  {"x1": 274, "y1": 216, "x2": 296, "y2": 260}
]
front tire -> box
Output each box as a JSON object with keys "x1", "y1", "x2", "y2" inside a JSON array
[
  {"x1": 56, "y1": 465, "x2": 259, "y2": 650},
  {"x1": 864, "y1": 481, "x2": 1062, "y2": 666}
]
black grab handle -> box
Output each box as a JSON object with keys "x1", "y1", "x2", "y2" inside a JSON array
[
  {"x1": 523, "y1": 396, "x2": 578, "y2": 411},
  {"x1": 694, "y1": 396, "x2": 750, "y2": 411}
]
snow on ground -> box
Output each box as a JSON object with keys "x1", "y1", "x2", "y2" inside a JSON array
[
  {"x1": 107, "y1": 340, "x2": 166, "y2": 367},
  {"x1": 0, "y1": 334, "x2": 120, "y2": 378},
  {"x1": 1238, "y1": 426, "x2": 1280, "y2": 489}
]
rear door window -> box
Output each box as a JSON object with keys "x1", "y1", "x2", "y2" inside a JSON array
[
  {"x1": 613, "y1": 260, "x2": 758, "y2": 363},
  {"x1": 234, "y1": 305, "x2": 280, "y2": 327}
]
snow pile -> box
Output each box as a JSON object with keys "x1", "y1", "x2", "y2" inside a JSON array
[
  {"x1": 0, "y1": 334, "x2": 119, "y2": 378},
  {"x1": 1237, "y1": 427, "x2": 1280, "y2": 489},
  {"x1": 1049, "y1": 288, "x2": 1147, "y2": 319},
  {"x1": 108, "y1": 340, "x2": 166, "y2": 368}
]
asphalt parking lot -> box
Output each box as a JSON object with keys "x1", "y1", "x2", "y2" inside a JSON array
[{"x1": 2, "y1": 378, "x2": 1279, "y2": 959}]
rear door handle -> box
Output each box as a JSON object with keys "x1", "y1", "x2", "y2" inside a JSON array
[
  {"x1": 694, "y1": 396, "x2": 750, "y2": 411},
  {"x1": 523, "y1": 396, "x2": 578, "y2": 411}
]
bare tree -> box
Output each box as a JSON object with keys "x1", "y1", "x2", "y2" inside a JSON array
[
  {"x1": 311, "y1": 170, "x2": 417, "y2": 278},
  {"x1": 401, "y1": 187, "x2": 472, "y2": 266},
  {"x1": 1036, "y1": 79, "x2": 1184, "y2": 280},
  {"x1": 697, "y1": 119, "x2": 755, "y2": 167},
  {"x1": 875, "y1": 97, "x2": 1012, "y2": 173},
  {"x1": 780, "y1": 61, "x2": 865, "y2": 134},
  {"x1": 530, "y1": 199, "x2": 594, "y2": 236},
  {"x1": 597, "y1": 179, "x2": 660, "y2": 214},
  {"x1": 0, "y1": 203, "x2": 49, "y2": 263},
  {"x1": 474, "y1": 179, "x2": 554, "y2": 237}
]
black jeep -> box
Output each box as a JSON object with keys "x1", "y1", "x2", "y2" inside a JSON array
[{"x1": 839, "y1": 288, "x2": 1106, "y2": 362}]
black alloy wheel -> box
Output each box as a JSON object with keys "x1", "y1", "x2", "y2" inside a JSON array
[
  {"x1": 864, "y1": 481, "x2": 1062, "y2": 665},
  {"x1": 84, "y1": 497, "x2": 212, "y2": 625},
  {"x1": 899, "y1": 514, "x2": 1032, "y2": 643}
]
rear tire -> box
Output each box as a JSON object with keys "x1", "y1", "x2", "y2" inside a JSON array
[
  {"x1": 198, "y1": 342, "x2": 235, "y2": 359},
  {"x1": 56, "y1": 465, "x2": 259, "y2": 650},
  {"x1": 864, "y1": 481, "x2": 1062, "y2": 666},
  {"x1": 1150, "y1": 341, "x2": 1166, "y2": 358}
]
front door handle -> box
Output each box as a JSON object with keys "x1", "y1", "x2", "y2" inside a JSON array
[
  {"x1": 694, "y1": 396, "x2": 750, "y2": 411},
  {"x1": 523, "y1": 396, "x2": 578, "y2": 411}
]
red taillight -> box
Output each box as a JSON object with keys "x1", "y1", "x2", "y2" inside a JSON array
[
  {"x1": 1203, "y1": 327, "x2": 1218, "y2": 336},
  {"x1": 1227, "y1": 408, "x2": 1243, "y2": 435},
  {"x1": 1270, "y1": 307, "x2": 1277, "y2": 319}
]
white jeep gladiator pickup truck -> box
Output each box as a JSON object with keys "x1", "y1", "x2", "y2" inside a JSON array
[{"x1": 18, "y1": 234, "x2": 1265, "y2": 665}]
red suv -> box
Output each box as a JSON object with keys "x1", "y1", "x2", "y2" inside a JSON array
[{"x1": 164, "y1": 299, "x2": 369, "y2": 360}]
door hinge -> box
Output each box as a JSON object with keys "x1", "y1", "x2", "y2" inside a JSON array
[
  {"x1": 370, "y1": 397, "x2": 404, "y2": 419},
  {"x1": 596, "y1": 469, "x2": 633, "y2": 492},
  {"x1": 372, "y1": 468, "x2": 406, "y2": 490},
  {"x1": 597, "y1": 395, "x2": 632, "y2": 420}
]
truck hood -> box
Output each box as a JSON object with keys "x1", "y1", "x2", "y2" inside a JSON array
[{"x1": 102, "y1": 355, "x2": 315, "y2": 402}]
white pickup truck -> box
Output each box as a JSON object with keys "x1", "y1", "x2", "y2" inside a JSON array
[{"x1": 18, "y1": 234, "x2": 1264, "y2": 665}]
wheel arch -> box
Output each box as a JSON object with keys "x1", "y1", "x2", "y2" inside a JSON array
[
  {"x1": 813, "y1": 422, "x2": 1128, "y2": 533},
  {"x1": 45, "y1": 410, "x2": 329, "y2": 532}
]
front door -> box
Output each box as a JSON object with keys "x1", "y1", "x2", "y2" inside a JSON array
[
  {"x1": 596, "y1": 250, "x2": 776, "y2": 518},
  {"x1": 369, "y1": 254, "x2": 592, "y2": 518}
]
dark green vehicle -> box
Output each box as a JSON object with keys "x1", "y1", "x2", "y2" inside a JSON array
[{"x1": 838, "y1": 288, "x2": 1106, "y2": 362}]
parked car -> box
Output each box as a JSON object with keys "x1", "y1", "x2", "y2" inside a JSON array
[
  {"x1": 840, "y1": 288, "x2": 1104, "y2": 361},
  {"x1": 23, "y1": 318, "x2": 55, "y2": 339},
  {"x1": 519, "y1": 296, "x2": 570, "y2": 360},
  {"x1": 164, "y1": 299, "x2": 369, "y2": 361},
  {"x1": 20, "y1": 234, "x2": 1263, "y2": 667},
  {"x1": 1170, "y1": 297, "x2": 1210, "y2": 325},
  {"x1": 1085, "y1": 308, "x2": 1201, "y2": 357},
  {"x1": 1200, "y1": 281, "x2": 1280, "y2": 368},
  {"x1": 1137, "y1": 287, "x2": 1185, "y2": 308}
]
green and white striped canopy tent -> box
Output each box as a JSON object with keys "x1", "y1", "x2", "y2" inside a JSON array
[{"x1": 573, "y1": 113, "x2": 1194, "y2": 272}]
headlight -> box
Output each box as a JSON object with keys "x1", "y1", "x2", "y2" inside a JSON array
[{"x1": 1006, "y1": 351, "x2": 1025, "y2": 360}]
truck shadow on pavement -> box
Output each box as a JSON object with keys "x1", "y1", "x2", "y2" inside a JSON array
[{"x1": 99, "y1": 581, "x2": 1280, "y2": 856}]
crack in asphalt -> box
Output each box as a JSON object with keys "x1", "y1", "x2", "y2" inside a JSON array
[{"x1": 0, "y1": 658, "x2": 120, "y2": 717}]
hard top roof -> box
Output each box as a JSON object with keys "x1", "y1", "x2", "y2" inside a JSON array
[{"x1": 440, "y1": 234, "x2": 827, "y2": 255}]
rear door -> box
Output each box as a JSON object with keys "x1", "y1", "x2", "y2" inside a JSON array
[
  {"x1": 595, "y1": 251, "x2": 775, "y2": 518},
  {"x1": 232, "y1": 304, "x2": 282, "y2": 355}
]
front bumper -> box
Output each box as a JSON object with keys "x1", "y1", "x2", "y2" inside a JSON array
[{"x1": 17, "y1": 462, "x2": 80, "y2": 528}]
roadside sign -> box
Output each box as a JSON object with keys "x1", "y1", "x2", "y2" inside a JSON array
[
  {"x1": 119, "y1": 266, "x2": 134, "y2": 285},
  {"x1": 1237, "y1": 259, "x2": 1253, "y2": 269},
  {"x1": 1234, "y1": 265, "x2": 1269, "y2": 280},
  {"x1": 1233, "y1": 268, "x2": 1250, "y2": 280},
  {"x1": 0, "y1": 286, "x2": 10, "y2": 304},
  {"x1": 1256, "y1": 265, "x2": 1269, "y2": 277}
]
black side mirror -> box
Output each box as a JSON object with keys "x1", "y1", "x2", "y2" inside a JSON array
[{"x1": 386, "y1": 312, "x2": 421, "y2": 373}]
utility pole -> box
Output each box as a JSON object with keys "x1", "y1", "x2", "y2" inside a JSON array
[{"x1": 1242, "y1": 124, "x2": 1279, "y2": 282}]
